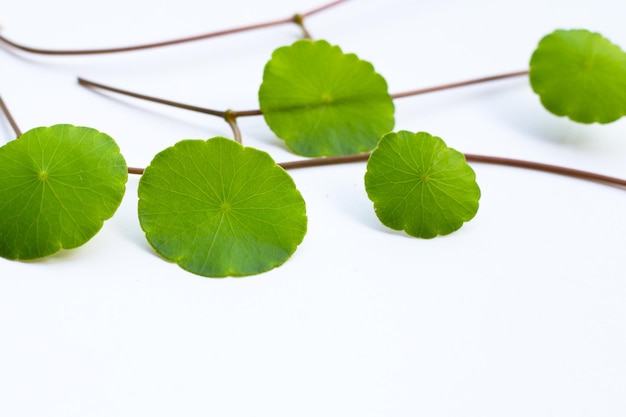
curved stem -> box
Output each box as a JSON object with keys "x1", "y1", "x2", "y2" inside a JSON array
[
  {"x1": 79, "y1": 77, "x2": 258, "y2": 145},
  {"x1": 0, "y1": 0, "x2": 349, "y2": 55},
  {"x1": 78, "y1": 77, "x2": 263, "y2": 118},
  {"x1": 277, "y1": 152, "x2": 626, "y2": 189},
  {"x1": 390, "y1": 69, "x2": 529, "y2": 99},
  {"x1": 78, "y1": 77, "x2": 227, "y2": 117},
  {"x1": 463, "y1": 154, "x2": 626, "y2": 187},
  {"x1": 0, "y1": 95, "x2": 22, "y2": 137}
]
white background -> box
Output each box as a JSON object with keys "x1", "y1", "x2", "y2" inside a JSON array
[{"x1": 1, "y1": 0, "x2": 626, "y2": 415}]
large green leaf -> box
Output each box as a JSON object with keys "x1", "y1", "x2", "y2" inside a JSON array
[
  {"x1": 259, "y1": 39, "x2": 395, "y2": 157},
  {"x1": 138, "y1": 137, "x2": 307, "y2": 277},
  {"x1": 529, "y1": 29, "x2": 626, "y2": 123},
  {"x1": 0, "y1": 124, "x2": 128, "y2": 259},
  {"x1": 364, "y1": 131, "x2": 480, "y2": 238}
]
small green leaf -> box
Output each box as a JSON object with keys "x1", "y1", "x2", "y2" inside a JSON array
[
  {"x1": 529, "y1": 29, "x2": 626, "y2": 123},
  {"x1": 138, "y1": 137, "x2": 307, "y2": 278},
  {"x1": 364, "y1": 131, "x2": 480, "y2": 239},
  {"x1": 0, "y1": 124, "x2": 128, "y2": 260},
  {"x1": 259, "y1": 39, "x2": 395, "y2": 157}
]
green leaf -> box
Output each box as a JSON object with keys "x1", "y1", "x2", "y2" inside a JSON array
[
  {"x1": 0, "y1": 124, "x2": 128, "y2": 260},
  {"x1": 137, "y1": 137, "x2": 308, "y2": 278},
  {"x1": 529, "y1": 29, "x2": 626, "y2": 123},
  {"x1": 259, "y1": 39, "x2": 395, "y2": 157},
  {"x1": 364, "y1": 131, "x2": 480, "y2": 239}
]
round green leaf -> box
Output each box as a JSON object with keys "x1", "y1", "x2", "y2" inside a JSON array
[
  {"x1": 138, "y1": 137, "x2": 308, "y2": 278},
  {"x1": 0, "y1": 124, "x2": 128, "y2": 260},
  {"x1": 259, "y1": 39, "x2": 395, "y2": 157},
  {"x1": 529, "y1": 29, "x2": 626, "y2": 123},
  {"x1": 364, "y1": 131, "x2": 480, "y2": 239}
]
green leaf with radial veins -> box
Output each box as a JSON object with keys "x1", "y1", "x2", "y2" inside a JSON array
[
  {"x1": 138, "y1": 137, "x2": 308, "y2": 278},
  {"x1": 0, "y1": 124, "x2": 128, "y2": 260},
  {"x1": 529, "y1": 29, "x2": 626, "y2": 123},
  {"x1": 364, "y1": 131, "x2": 480, "y2": 239},
  {"x1": 259, "y1": 39, "x2": 395, "y2": 157}
]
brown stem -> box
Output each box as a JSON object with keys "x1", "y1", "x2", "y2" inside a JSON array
[
  {"x1": 234, "y1": 109, "x2": 264, "y2": 117},
  {"x1": 78, "y1": 77, "x2": 227, "y2": 117},
  {"x1": 78, "y1": 77, "x2": 263, "y2": 119},
  {"x1": 278, "y1": 153, "x2": 369, "y2": 169},
  {"x1": 464, "y1": 154, "x2": 626, "y2": 188},
  {"x1": 0, "y1": 0, "x2": 349, "y2": 55},
  {"x1": 278, "y1": 152, "x2": 626, "y2": 189},
  {"x1": 0, "y1": 95, "x2": 22, "y2": 137},
  {"x1": 390, "y1": 69, "x2": 529, "y2": 99}
]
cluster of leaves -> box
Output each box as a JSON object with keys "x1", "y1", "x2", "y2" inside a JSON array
[{"x1": 1, "y1": 13, "x2": 625, "y2": 277}]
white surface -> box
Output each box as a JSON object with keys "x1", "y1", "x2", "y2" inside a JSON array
[{"x1": 1, "y1": 0, "x2": 626, "y2": 416}]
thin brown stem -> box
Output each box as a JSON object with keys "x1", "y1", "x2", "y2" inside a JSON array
[
  {"x1": 278, "y1": 153, "x2": 369, "y2": 170},
  {"x1": 78, "y1": 77, "x2": 263, "y2": 119},
  {"x1": 463, "y1": 154, "x2": 626, "y2": 188},
  {"x1": 0, "y1": 22, "x2": 291, "y2": 56},
  {"x1": 390, "y1": 69, "x2": 529, "y2": 99},
  {"x1": 278, "y1": 152, "x2": 626, "y2": 189},
  {"x1": 0, "y1": 0, "x2": 349, "y2": 55},
  {"x1": 235, "y1": 109, "x2": 264, "y2": 117},
  {"x1": 0, "y1": 95, "x2": 22, "y2": 137},
  {"x1": 78, "y1": 77, "x2": 227, "y2": 117}
]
